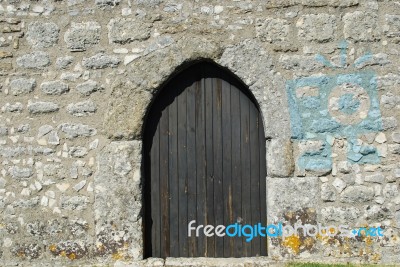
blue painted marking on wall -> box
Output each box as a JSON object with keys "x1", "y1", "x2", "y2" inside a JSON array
[
  {"x1": 338, "y1": 93, "x2": 360, "y2": 115},
  {"x1": 286, "y1": 41, "x2": 383, "y2": 171}
]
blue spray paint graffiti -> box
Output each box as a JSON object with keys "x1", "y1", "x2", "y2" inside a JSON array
[{"x1": 286, "y1": 41, "x2": 383, "y2": 172}]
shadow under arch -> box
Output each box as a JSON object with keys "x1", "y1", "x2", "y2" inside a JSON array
[{"x1": 142, "y1": 60, "x2": 267, "y2": 258}]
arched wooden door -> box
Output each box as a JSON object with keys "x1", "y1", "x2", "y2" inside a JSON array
[{"x1": 144, "y1": 62, "x2": 267, "y2": 258}]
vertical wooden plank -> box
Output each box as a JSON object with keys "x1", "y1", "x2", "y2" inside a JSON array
[
  {"x1": 159, "y1": 102, "x2": 170, "y2": 258},
  {"x1": 168, "y1": 87, "x2": 179, "y2": 256},
  {"x1": 249, "y1": 102, "x2": 261, "y2": 256},
  {"x1": 150, "y1": 114, "x2": 161, "y2": 257},
  {"x1": 187, "y1": 79, "x2": 198, "y2": 257},
  {"x1": 212, "y1": 77, "x2": 224, "y2": 257},
  {"x1": 221, "y1": 80, "x2": 233, "y2": 257},
  {"x1": 195, "y1": 75, "x2": 207, "y2": 257},
  {"x1": 178, "y1": 82, "x2": 188, "y2": 257},
  {"x1": 230, "y1": 86, "x2": 242, "y2": 257},
  {"x1": 204, "y1": 76, "x2": 215, "y2": 257},
  {"x1": 240, "y1": 91, "x2": 251, "y2": 257},
  {"x1": 259, "y1": 112, "x2": 268, "y2": 256}
]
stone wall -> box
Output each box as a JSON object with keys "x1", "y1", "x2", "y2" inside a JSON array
[{"x1": 0, "y1": 0, "x2": 399, "y2": 266}]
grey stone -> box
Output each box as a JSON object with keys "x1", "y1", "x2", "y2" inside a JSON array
[
  {"x1": 41, "y1": 80, "x2": 69, "y2": 95},
  {"x1": 16, "y1": 51, "x2": 50, "y2": 69},
  {"x1": 27, "y1": 101, "x2": 59, "y2": 114},
  {"x1": 2, "y1": 103, "x2": 23, "y2": 112},
  {"x1": 256, "y1": 18, "x2": 290, "y2": 43},
  {"x1": 302, "y1": 0, "x2": 359, "y2": 7},
  {"x1": 64, "y1": 22, "x2": 101, "y2": 51},
  {"x1": 73, "y1": 180, "x2": 86, "y2": 191},
  {"x1": 321, "y1": 183, "x2": 336, "y2": 202},
  {"x1": 69, "y1": 146, "x2": 88, "y2": 158},
  {"x1": 163, "y1": 3, "x2": 182, "y2": 12},
  {"x1": 266, "y1": 139, "x2": 294, "y2": 177},
  {"x1": 0, "y1": 146, "x2": 26, "y2": 157},
  {"x1": 107, "y1": 18, "x2": 151, "y2": 44},
  {"x1": 392, "y1": 132, "x2": 400, "y2": 143},
  {"x1": 383, "y1": 183, "x2": 398, "y2": 198},
  {"x1": 381, "y1": 93, "x2": 399, "y2": 109},
  {"x1": 343, "y1": 11, "x2": 380, "y2": 41},
  {"x1": 37, "y1": 125, "x2": 53, "y2": 137},
  {"x1": 332, "y1": 177, "x2": 347, "y2": 193},
  {"x1": 384, "y1": 15, "x2": 400, "y2": 38},
  {"x1": 321, "y1": 206, "x2": 360, "y2": 223},
  {"x1": 70, "y1": 165, "x2": 79, "y2": 179},
  {"x1": 9, "y1": 166, "x2": 33, "y2": 179},
  {"x1": 60, "y1": 196, "x2": 89, "y2": 210},
  {"x1": 95, "y1": 0, "x2": 121, "y2": 8},
  {"x1": 17, "y1": 124, "x2": 30, "y2": 133},
  {"x1": 267, "y1": 177, "x2": 319, "y2": 216},
  {"x1": 95, "y1": 141, "x2": 142, "y2": 259},
  {"x1": 389, "y1": 144, "x2": 400, "y2": 154},
  {"x1": 0, "y1": 177, "x2": 6, "y2": 188},
  {"x1": 136, "y1": 0, "x2": 162, "y2": 6},
  {"x1": 76, "y1": 80, "x2": 101, "y2": 96},
  {"x1": 26, "y1": 21, "x2": 59, "y2": 48},
  {"x1": 337, "y1": 161, "x2": 351, "y2": 174},
  {"x1": 82, "y1": 53, "x2": 120, "y2": 69},
  {"x1": 60, "y1": 72, "x2": 82, "y2": 81},
  {"x1": 395, "y1": 169, "x2": 400, "y2": 178},
  {"x1": 297, "y1": 14, "x2": 336, "y2": 42},
  {"x1": 59, "y1": 123, "x2": 97, "y2": 138},
  {"x1": 67, "y1": 100, "x2": 97, "y2": 117},
  {"x1": 56, "y1": 56, "x2": 74, "y2": 69},
  {"x1": 47, "y1": 131, "x2": 60, "y2": 145},
  {"x1": 365, "y1": 173, "x2": 385, "y2": 184},
  {"x1": 340, "y1": 185, "x2": 375, "y2": 203},
  {"x1": 280, "y1": 54, "x2": 324, "y2": 71},
  {"x1": 364, "y1": 205, "x2": 391, "y2": 221},
  {"x1": 355, "y1": 53, "x2": 390, "y2": 69},
  {"x1": 9, "y1": 78, "x2": 36, "y2": 95},
  {"x1": 0, "y1": 125, "x2": 8, "y2": 136},
  {"x1": 382, "y1": 117, "x2": 398, "y2": 131},
  {"x1": 217, "y1": 39, "x2": 291, "y2": 139}
]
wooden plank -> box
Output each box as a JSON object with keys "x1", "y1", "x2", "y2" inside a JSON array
[
  {"x1": 259, "y1": 112, "x2": 267, "y2": 256},
  {"x1": 150, "y1": 112, "x2": 161, "y2": 257},
  {"x1": 168, "y1": 86, "x2": 179, "y2": 256},
  {"x1": 159, "y1": 100, "x2": 170, "y2": 258},
  {"x1": 249, "y1": 102, "x2": 261, "y2": 256},
  {"x1": 212, "y1": 77, "x2": 224, "y2": 257},
  {"x1": 240, "y1": 91, "x2": 251, "y2": 257},
  {"x1": 221, "y1": 80, "x2": 233, "y2": 257},
  {"x1": 230, "y1": 86, "x2": 242, "y2": 257},
  {"x1": 186, "y1": 78, "x2": 198, "y2": 257},
  {"x1": 177, "y1": 80, "x2": 188, "y2": 257},
  {"x1": 195, "y1": 75, "x2": 207, "y2": 257},
  {"x1": 204, "y1": 76, "x2": 215, "y2": 257}
]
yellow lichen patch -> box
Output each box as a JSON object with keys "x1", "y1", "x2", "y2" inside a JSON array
[
  {"x1": 371, "y1": 253, "x2": 381, "y2": 262},
  {"x1": 67, "y1": 253, "x2": 76, "y2": 260},
  {"x1": 17, "y1": 251, "x2": 25, "y2": 258},
  {"x1": 364, "y1": 236, "x2": 373, "y2": 246},
  {"x1": 60, "y1": 251, "x2": 67, "y2": 257},
  {"x1": 282, "y1": 235, "x2": 301, "y2": 255},
  {"x1": 340, "y1": 241, "x2": 352, "y2": 255},
  {"x1": 328, "y1": 227, "x2": 336, "y2": 235},
  {"x1": 112, "y1": 252, "x2": 124, "y2": 260},
  {"x1": 49, "y1": 244, "x2": 57, "y2": 252}
]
